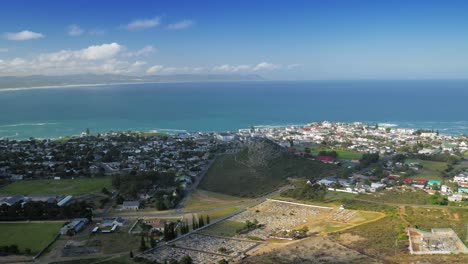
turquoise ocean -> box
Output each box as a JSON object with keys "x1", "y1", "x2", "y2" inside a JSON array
[{"x1": 0, "y1": 80, "x2": 467, "y2": 139}]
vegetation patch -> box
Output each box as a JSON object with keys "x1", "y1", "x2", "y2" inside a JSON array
[
  {"x1": 0, "y1": 222, "x2": 63, "y2": 254},
  {"x1": 0, "y1": 178, "x2": 111, "y2": 195},
  {"x1": 200, "y1": 140, "x2": 336, "y2": 197},
  {"x1": 184, "y1": 190, "x2": 250, "y2": 211},
  {"x1": 201, "y1": 220, "x2": 246, "y2": 237}
]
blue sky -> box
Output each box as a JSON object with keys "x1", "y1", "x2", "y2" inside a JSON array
[{"x1": 1, "y1": 0, "x2": 468, "y2": 79}]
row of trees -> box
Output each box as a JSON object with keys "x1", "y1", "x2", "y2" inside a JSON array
[
  {"x1": 280, "y1": 183, "x2": 327, "y2": 202},
  {"x1": 191, "y1": 214, "x2": 210, "y2": 230},
  {"x1": 0, "y1": 244, "x2": 20, "y2": 255},
  {"x1": 0, "y1": 201, "x2": 93, "y2": 221}
]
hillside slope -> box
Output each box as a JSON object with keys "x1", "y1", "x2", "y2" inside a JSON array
[{"x1": 199, "y1": 140, "x2": 337, "y2": 197}]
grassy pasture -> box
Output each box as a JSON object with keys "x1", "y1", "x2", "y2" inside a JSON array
[
  {"x1": 0, "y1": 178, "x2": 111, "y2": 195},
  {"x1": 0, "y1": 222, "x2": 63, "y2": 253}
]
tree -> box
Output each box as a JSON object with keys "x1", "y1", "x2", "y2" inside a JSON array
[
  {"x1": 150, "y1": 236, "x2": 157, "y2": 248},
  {"x1": 130, "y1": 250, "x2": 134, "y2": 258},
  {"x1": 192, "y1": 214, "x2": 198, "y2": 229},
  {"x1": 206, "y1": 215, "x2": 210, "y2": 225},
  {"x1": 179, "y1": 255, "x2": 193, "y2": 264},
  {"x1": 198, "y1": 215, "x2": 205, "y2": 227},
  {"x1": 139, "y1": 235, "x2": 147, "y2": 251},
  {"x1": 86, "y1": 128, "x2": 90, "y2": 136}
]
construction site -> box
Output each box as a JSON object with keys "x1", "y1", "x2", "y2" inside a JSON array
[{"x1": 408, "y1": 228, "x2": 468, "y2": 255}]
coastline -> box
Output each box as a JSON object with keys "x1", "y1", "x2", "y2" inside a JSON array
[{"x1": 0, "y1": 79, "x2": 266, "y2": 92}]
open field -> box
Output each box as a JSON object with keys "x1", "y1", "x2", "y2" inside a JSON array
[
  {"x1": 243, "y1": 236, "x2": 379, "y2": 264},
  {"x1": 408, "y1": 159, "x2": 447, "y2": 181},
  {"x1": 355, "y1": 188, "x2": 433, "y2": 205},
  {"x1": 201, "y1": 220, "x2": 246, "y2": 237},
  {"x1": 308, "y1": 145, "x2": 363, "y2": 160},
  {"x1": 0, "y1": 222, "x2": 63, "y2": 253},
  {"x1": 184, "y1": 190, "x2": 251, "y2": 211},
  {"x1": 403, "y1": 206, "x2": 468, "y2": 244},
  {"x1": 200, "y1": 142, "x2": 336, "y2": 197},
  {"x1": 0, "y1": 178, "x2": 112, "y2": 195},
  {"x1": 44, "y1": 222, "x2": 140, "y2": 261}
]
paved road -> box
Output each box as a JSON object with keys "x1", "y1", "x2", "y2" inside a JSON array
[{"x1": 175, "y1": 153, "x2": 220, "y2": 211}]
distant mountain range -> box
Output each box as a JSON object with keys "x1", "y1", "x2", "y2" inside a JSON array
[{"x1": 0, "y1": 74, "x2": 264, "y2": 89}]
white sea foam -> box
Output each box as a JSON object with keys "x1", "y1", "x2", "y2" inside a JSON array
[
  {"x1": 0, "y1": 122, "x2": 58, "y2": 128},
  {"x1": 378, "y1": 123, "x2": 398, "y2": 127}
]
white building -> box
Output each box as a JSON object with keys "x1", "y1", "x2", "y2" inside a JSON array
[
  {"x1": 215, "y1": 132, "x2": 235, "y2": 142},
  {"x1": 122, "y1": 201, "x2": 140, "y2": 210},
  {"x1": 453, "y1": 173, "x2": 468, "y2": 183}
]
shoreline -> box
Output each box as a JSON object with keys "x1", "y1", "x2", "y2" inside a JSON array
[
  {"x1": 0, "y1": 79, "x2": 266, "y2": 92},
  {"x1": 1, "y1": 121, "x2": 467, "y2": 141}
]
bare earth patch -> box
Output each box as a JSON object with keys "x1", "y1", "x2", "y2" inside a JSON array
[{"x1": 240, "y1": 236, "x2": 381, "y2": 264}]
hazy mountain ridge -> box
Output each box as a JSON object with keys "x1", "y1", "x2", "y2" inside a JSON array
[{"x1": 0, "y1": 74, "x2": 264, "y2": 89}]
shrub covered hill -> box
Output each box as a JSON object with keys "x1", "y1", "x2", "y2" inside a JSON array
[{"x1": 199, "y1": 139, "x2": 337, "y2": 197}]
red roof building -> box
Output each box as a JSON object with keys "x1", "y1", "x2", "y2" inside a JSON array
[
  {"x1": 317, "y1": 156, "x2": 335, "y2": 163},
  {"x1": 287, "y1": 147, "x2": 297, "y2": 153},
  {"x1": 403, "y1": 178, "x2": 413, "y2": 184},
  {"x1": 388, "y1": 175, "x2": 399, "y2": 180},
  {"x1": 415, "y1": 178, "x2": 427, "y2": 184}
]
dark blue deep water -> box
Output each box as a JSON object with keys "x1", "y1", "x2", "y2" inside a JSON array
[{"x1": 0, "y1": 80, "x2": 467, "y2": 139}]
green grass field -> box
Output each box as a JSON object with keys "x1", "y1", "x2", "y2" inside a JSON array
[
  {"x1": 309, "y1": 145, "x2": 362, "y2": 160},
  {"x1": 185, "y1": 190, "x2": 251, "y2": 211},
  {"x1": 407, "y1": 159, "x2": 447, "y2": 181},
  {"x1": 200, "y1": 142, "x2": 337, "y2": 197},
  {"x1": 201, "y1": 220, "x2": 245, "y2": 237},
  {"x1": 355, "y1": 189, "x2": 433, "y2": 205},
  {"x1": 0, "y1": 222, "x2": 63, "y2": 253},
  {"x1": 0, "y1": 178, "x2": 112, "y2": 195}
]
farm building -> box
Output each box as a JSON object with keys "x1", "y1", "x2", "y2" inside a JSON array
[
  {"x1": 60, "y1": 218, "x2": 89, "y2": 235},
  {"x1": 122, "y1": 201, "x2": 140, "y2": 210}
]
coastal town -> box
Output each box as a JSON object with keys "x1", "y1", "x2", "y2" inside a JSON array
[{"x1": 0, "y1": 122, "x2": 467, "y2": 264}]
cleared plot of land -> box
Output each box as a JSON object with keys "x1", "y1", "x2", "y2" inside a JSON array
[
  {"x1": 184, "y1": 190, "x2": 251, "y2": 211},
  {"x1": 0, "y1": 222, "x2": 63, "y2": 253},
  {"x1": 408, "y1": 228, "x2": 468, "y2": 254},
  {"x1": 0, "y1": 178, "x2": 111, "y2": 195},
  {"x1": 403, "y1": 207, "x2": 468, "y2": 243},
  {"x1": 242, "y1": 236, "x2": 379, "y2": 264},
  {"x1": 200, "y1": 141, "x2": 336, "y2": 197}
]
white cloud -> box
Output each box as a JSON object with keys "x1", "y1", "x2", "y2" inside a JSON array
[
  {"x1": 0, "y1": 48, "x2": 8, "y2": 52},
  {"x1": 124, "y1": 17, "x2": 160, "y2": 31},
  {"x1": 253, "y1": 62, "x2": 281, "y2": 71},
  {"x1": 4, "y1": 30, "x2": 44, "y2": 41},
  {"x1": 167, "y1": 19, "x2": 194, "y2": 30},
  {"x1": 146, "y1": 65, "x2": 164, "y2": 74},
  {"x1": 212, "y1": 64, "x2": 251, "y2": 72},
  {"x1": 126, "y1": 45, "x2": 157, "y2": 57},
  {"x1": 212, "y1": 62, "x2": 282, "y2": 73},
  {"x1": 79, "y1": 43, "x2": 123, "y2": 60},
  {"x1": 68, "y1": 24, "x2": 84, "y2": 36},
  {"x1": 37, "y1": 43, "x2": 123, "y2": 63},
  {"x1": 0, "y1": 43, "x2": 139, "y2": 76}
]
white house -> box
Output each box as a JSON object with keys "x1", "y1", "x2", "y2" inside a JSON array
[
  {"x1": 122, "y1": 201, "x2": 140, "y2": 210},
  {"x1": 215, "y1": 132, "x2": 235, "y2": 142},
  {"x1": 453, "y1": 173, "x2": 468, "y2": 183},
  {"x1": 448, "y1": 194, "x2": 464, "y2": 202}
]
